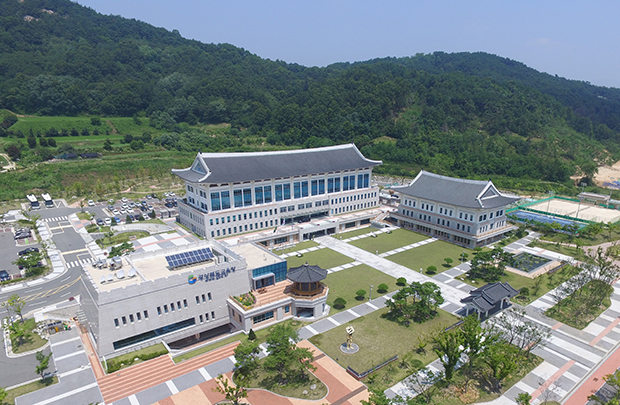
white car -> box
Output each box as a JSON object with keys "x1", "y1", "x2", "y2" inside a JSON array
[
  {"x1": 112, "y1": 209, "x2": 120, "y2": 216},
  {"x1": 104, "y1": 218, "x2": 112, "y2": 226},
  {"x1": 88, "y1": 200, "x2": 95, "y2": 206},
  {"x1": 127, "y1": 208, "x2": 135, "y2": 214},
  {"x1": 122, "y1": 197, "x2": 128, "y2": 202},
  {"x1": 120, "y1": 209, "x2": 127, "y2": 215},
  {"x1": 169, "y1": 192, "x2": 175, "y2": 196}
]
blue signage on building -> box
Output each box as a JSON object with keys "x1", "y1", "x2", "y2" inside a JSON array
[{"x1": 192, "y1": 267, "x2": 236, "y2": 283}]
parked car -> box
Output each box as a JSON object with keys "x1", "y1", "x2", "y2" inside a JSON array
[
  {"x1": 104, "y1": 218, "x2": 112, "y2": 226},
  {"x1": 122, "y1": 197, "x2": 128, "y2": 202},
  {"x1": 19, "y1": 261, "x2": 43, "y2": 270},
  {"x1": 14, "y1": 228, "x2": 32, "y2": 240},
  {"x1": 18, "y1": 247, "x2": 39, "y2": 256},
  {"x1": 127, "y1": 214, "x2": 135, "y2": 221},
  {"x1": 113, "y1": 217, "x2": 121, "y2": 224},
  {"x1": 0, "y1": 270, "x2": 10, "y2": 282},
  {"x1": 129, "y1": 202, "x2": 135, "y2": 208},
  {"x1": 88, "y1": 200, "x2": 95, "y2": 206},
  {"x1": 96, "y1": 218, "x2": 104, "y2": 226},
  {"x1": 112, "y1": 209, "x2": 120, "y2": 216},
  {"x1": 107, "y1": 205, "x2": 114, "y2": 211},
  {"x1": 120, "y1": 209, "x2": 127, "y2": 215}
]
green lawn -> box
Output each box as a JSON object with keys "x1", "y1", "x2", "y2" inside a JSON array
[
  {"x1": 529, "y1": 240, "x2": 589, "y2": 261},
  {"x1": 545, "y1": 280, "x2": 612, "y2": 329},
  {"x1": 98, "y1": 231, "x2": 150, "y2": 248},
  {"x1": 2, "y1": 377, "x2": 58, "y2": 405},
  {"x1": 11, "y1": 318, "x2": 48, "y2": 353},
  {"x1": 286, "y1": 248, "x2": 353, "y2": 270},
  {"x1": 388, "y1": 240, "x2": 473, "y2": 275},
  {"x1": 336, "y1": 227, "x2": 375, "y2": 239},
  {"x1": 324, "y1": 265, "x2": 398, "y2": 314},
  {"x1": 274, "y1": 241, "x2": 319, "y2": 255},
  {"x1": 457, "y1": 265, "x2": 580, "y2": 305},
  {"x1": 348, "y1": 228, "x2": 429, "y2": 254},
  {"x1": 102, "y1": 343, "x2": 168, "y2": 373},
  {"x1": 309, "y1": 307, "x2": 459, "y2": 391},
  {"x1": 174, "y1": 319, "x2": 306, "y2": 364}
]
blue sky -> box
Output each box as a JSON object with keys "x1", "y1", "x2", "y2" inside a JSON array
[{"x1": 75, "y1": 0, "x2": 620, "y2": 88}]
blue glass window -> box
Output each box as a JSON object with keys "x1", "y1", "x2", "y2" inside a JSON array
[
  {"x1": 210, "y1": 192, "x2": 221, "y2": 211},
  {"x1": 221, "y1": 191, "x2": 230, "y2": 209},
  {"x1": 264, "y1": 186, "x2": 272, "y2": 203},
  {"x1": 284, "y1": 184, "x2": 291, "y2": 200},
  {"x1": 364, "y1": 173, "x2": 369, "y2": 188},
  {"x1": 275, "y1": 185, "x2": 283, "y2": 201},
  {"x1": 234, "y1": 190, "x2": 243, "y2": 208},
  {"x1": 349, "y1": 175, "x2": 356, "y2": 190},
  {"x1": 335, "y1": 177, "x2": 340, "y2": 192},
  {"x1": 318, "y1": 179, "x2": 325, "y2": 194},
  {"x1": 255, "y1": 187, "x2": 263, "y2": 204},
  {"x1": 243, "y1": 188, "x2": 252, "y2": 206},
  {"x1": 328, "y1": 178, "x2": 334, "y2": 193},
  {"x1": 294, "y1": 182, "x2": 301, "y2": 199},
  {"x1": 311, "y1": 180, "x2": 318, "y2": 196},
  {"x1": 358, "y1": 174, "x2": 364, "y2": 189},
  {"x1": 301, "y1": 181, "x2": 308, "y2": 197},
  {"x1": 343, "y1": 176, "x2": 349, "y2": 191}
]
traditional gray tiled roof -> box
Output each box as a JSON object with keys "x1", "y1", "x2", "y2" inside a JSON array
[
  {"x1": 461, "y1": 282, "x2": 519, "y2": 312},
  {"x1": 286, "y1": 263, "x2": 327, "y2": 283},
  {"x1": 171, "y1": 144, "x2": 382, "y2": 184},
  {"x1": 394, "y1": 170, "x2": 519, "y2": 209}
]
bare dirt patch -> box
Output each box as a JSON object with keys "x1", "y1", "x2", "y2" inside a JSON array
[{"x1": 595, "y1": 160, "x2": 620, "y2": 187}]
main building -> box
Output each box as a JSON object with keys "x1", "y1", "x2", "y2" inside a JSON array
[
  {"x1": 391, "y1": 170, "x2": 520, "y2": 248},
  {"x1": 172, "y1": 144, "x2": 382, "y2": 246}
]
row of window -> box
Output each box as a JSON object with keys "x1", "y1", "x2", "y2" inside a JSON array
[
  {"x1": 210, "y1": 209, "x2": 277, "y2": 226},
  {"x1": 114, "y1": 294, "x2": 216, "y2": 327},
  {"x1": 198, "y1": 312, "x2": 216, "y2": 323},
  {"x1": 114, "y1": 310, "x2": 149, "y2": 327},
  {"x1": 402, "y1": 199, "x2": 504, "y2": 223},
  {"x1": 206, "y1": 173, "x2": 371, "y2": 212},
  {"x1": 331, "y1": 201, "x2": 375, "y2": 215}
]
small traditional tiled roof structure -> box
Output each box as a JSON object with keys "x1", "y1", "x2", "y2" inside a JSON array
[
  {"x1": 286, "y1": 263, "x2": 327, "y2": 296},
  {"x1": 460, "y1": 281, "x2": 518, "y2": 319}
]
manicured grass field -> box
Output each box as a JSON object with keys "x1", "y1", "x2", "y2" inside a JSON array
[
  {"x1": 102, "y1": 343, "x2": 168, "y2": 373},
  {"x1": 348, "y1": 228, "x2": 428, "y2": 254},
  {"x1": 3, "y1": 376, "x2": 58, "y2": 405},
  {"x1": 274, "y1": 241, "x2": 319, "y2": 255},
  {"x1": 11, "y1": 318, "x2": 48, "y2": 353},
  {"x1": 173, "y1": 319, "x2": 305, "y2": 364},
  {"x1": 457, "y1": 264, "x2": 580, "y2": 305},
  {"x1": 387, "y1": 239, "x2": 473, "y2": 274},
  {"x1": 324, "y1": 264, "x2": 398, "y2": 314},
  {"x1": 309, "y1": 307, "x2": 459, "y2": 391},
  {"x1": 286, "y1": 248, "x2": 353, "y2": 270}
]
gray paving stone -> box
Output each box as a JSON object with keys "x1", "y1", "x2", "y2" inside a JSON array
[
  {"x1": 310, "y1": 319, "x2": 337, "y2": 334},
  {"x1": 331, "y1": 311, "x2": 356, "y2": 325},
  {"x1": 158, "y1": 240, "x2": 174, "y2": 249},
  {"x1": 135, "y1": 382, "x2": 172, "y2": 405},
  {"x1": 205, "y1": 357, "x2": 236, "y2": 378},
  {"x1": 432, "y1": 273, "x2": 451, "y2": 282},
  {"x1": 111, "y1": 397, "x2": 132, "y2": 405},
  {"x1": 544, "y1": 341, "x2": 596, "y2": 369},
  {"x1": 502, "y1": 386, "x2": 525, "y2": 403},
  {"x1": 604, "y1": 309, "x2": 620, "y2": 318},
  {"x1": 444, "y1": 268, "x2": 466, "y2": 277},
  {"x1": 172, "y1": 369, "x2": 207, "y2": 392},
  {"x1": 55, "y1": 352, "x2": 89, "y2": 373},
  {"x1": 595, "y1": 339, "x2": 614, "y2": 351},
  {"x1": 568, "y1": 363, "x2": 588, "y2": 378},
  {"x1": 606, "y1": 330, "x2": 620, "y2": 341}
]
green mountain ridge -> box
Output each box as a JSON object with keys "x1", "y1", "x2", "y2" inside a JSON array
[{"x1": 1, "y1": 0, "x2": 618, "y2": 186}]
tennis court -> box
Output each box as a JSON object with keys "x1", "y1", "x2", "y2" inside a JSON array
[
  {"x1": 527, "y1": 198, "x2": 620, "y2": 223},
  {"x1": 510, "y1": 210, "x2": 587, "y2": 229}
]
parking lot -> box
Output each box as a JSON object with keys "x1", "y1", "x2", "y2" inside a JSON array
[
  {"x1": 0, "y1": 224, "x2": 42, "y2": 280},
  {"x1": 95, "y1": 193, "x2": 178, "y2": 225}
]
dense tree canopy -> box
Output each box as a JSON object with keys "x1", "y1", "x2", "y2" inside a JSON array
[{"x1": 1, "y1": 0, "x2": 619, "y2": 183}]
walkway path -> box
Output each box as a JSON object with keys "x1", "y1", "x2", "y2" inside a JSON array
[{"x1": 150, "y1": 341, "x2": 369, "y2": 405}]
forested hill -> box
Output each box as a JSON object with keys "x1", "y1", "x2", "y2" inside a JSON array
[{"x1": 2, "y1": 0, "x2": 620, "y2": 185}]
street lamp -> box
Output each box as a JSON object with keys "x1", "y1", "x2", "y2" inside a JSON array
[
  {"x1": 369, "y1": 285, "x2": 373, "y2": 301},
  {"x1": 461, "y1": 251, "x2": 465, "y2": 263}
]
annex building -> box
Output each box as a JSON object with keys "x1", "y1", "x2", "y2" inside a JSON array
[
  {"x1": 172, "y1": 144, "x2": 382, "y2": 247},
  {"x1": 79, "y1": 240, "x2": 329, "y2": 357},
  {"x1": 391, "y1": 170, "x2": 520, "y2": 248}
]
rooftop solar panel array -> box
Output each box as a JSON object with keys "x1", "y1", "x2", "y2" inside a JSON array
[{"x1": 165, "y1": 247, "x2": 214, "y2": 269}]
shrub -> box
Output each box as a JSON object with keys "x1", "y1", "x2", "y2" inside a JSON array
[
  {"x1": 519, "y1": 287, "x2": 530, "y2": 296},
  {"x1": 355, "y1": 289, "x2": 366, "y2": 300},
  {"x1": 377, "y1": 283, "x2": 388, "y2": 293},
  {"x1": 248, "y1": 329, "x2": 257, "y2": 341},
  {"x1": 396, "y1": 277, "x2": 407, "y2": 286},
  {"x1": 426, "y1": 266, "x2": 437, "y2": 275},
  {"x1": 333, "y1": 297, "x2": 347, "y2": 309}
]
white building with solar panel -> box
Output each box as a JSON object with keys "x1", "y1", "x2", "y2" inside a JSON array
[
  {"x1": 79, "y1": 240, "x2": 329, "y2": 357},
  {"x1": 171, "y1": 144, "x2": 383, "y2": 246},
  {"x1": 391, "y1": 171, "x2": 520, "y2": 248}
]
